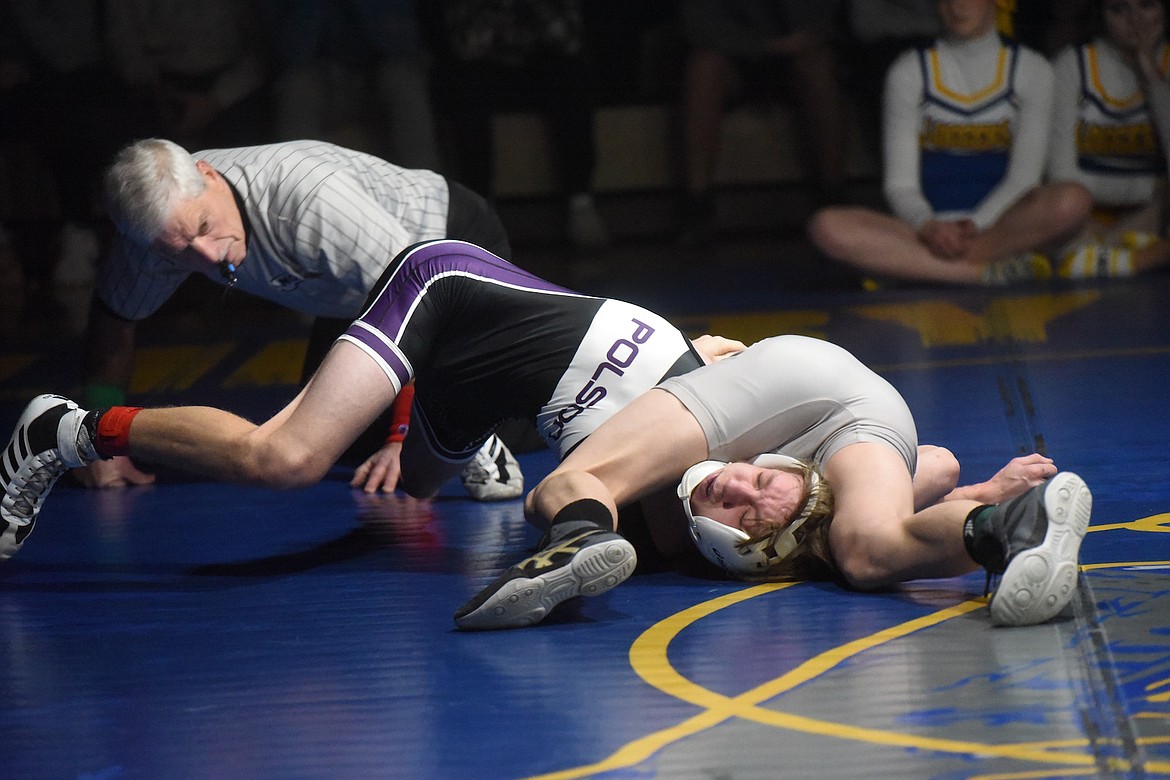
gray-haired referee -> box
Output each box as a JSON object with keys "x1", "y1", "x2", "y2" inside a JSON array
[{"x1": 82, "y1": 138, "x2": 522, "y2": 499}]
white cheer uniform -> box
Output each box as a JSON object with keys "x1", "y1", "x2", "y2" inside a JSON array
[
  {"x1": 883, "y1": 27, "x2": 1053, "y2": 230},
  {"x1": 1049, "y1": 39, "x2": 1170, "y2": 203}
]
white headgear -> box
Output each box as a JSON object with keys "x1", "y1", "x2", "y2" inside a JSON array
[{"x1": 678, "y1": 454, "x2": 821, "y2": 576}]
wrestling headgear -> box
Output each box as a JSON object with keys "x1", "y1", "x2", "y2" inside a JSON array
[{"x1": 678, "y1": 454, "x2": 822, "y2": 576}]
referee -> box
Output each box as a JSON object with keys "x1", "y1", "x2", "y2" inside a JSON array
[{"x1": 82, "y1": 138, "x2": 523, "y2": 499}]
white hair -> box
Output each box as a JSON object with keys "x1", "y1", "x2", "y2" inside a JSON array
[{"x1": 103, "y1": 139, "x2": 207, "y2": 246}]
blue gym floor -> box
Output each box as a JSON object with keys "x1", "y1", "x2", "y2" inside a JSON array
[{"x1": 2, "y1": 240, "x2": 1169, "y2": 779}]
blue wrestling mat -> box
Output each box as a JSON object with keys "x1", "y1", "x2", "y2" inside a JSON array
[{"x1": 1, "y1": 271, "x2": 1168, "y2": 779}]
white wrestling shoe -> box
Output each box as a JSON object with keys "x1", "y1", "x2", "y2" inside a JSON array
[
  {"x1": 1, "y1": 394, "x2": 90, "y2": 559},
  {"x1": 984, "y1": 472, "x2": 1093, "y2": 626},
  {"x1": 460, "y1": 435, "x2": 523, "y2": 501}
]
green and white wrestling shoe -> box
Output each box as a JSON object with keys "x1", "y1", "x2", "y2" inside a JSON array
[{"x1": 966, "y1": 471, "x2": 1093, "y2": 626}]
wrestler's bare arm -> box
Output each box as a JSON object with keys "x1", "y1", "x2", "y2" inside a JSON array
[
  {"x1": 913, "y1": 446, "x2": 1056, "y2": 508},
  {"x1": 941, "y1": 452, "x2": 1057, "y2": 504}
]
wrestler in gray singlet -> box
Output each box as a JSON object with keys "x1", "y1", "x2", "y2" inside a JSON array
[{"x1": 658, "y1": 335, "x2": 919, "y2": 473}]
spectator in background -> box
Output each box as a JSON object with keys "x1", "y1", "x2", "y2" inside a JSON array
[
  {"x1": 842, "y1": 0, "x2": 940, "y2": 167},
  {"x1": 808, "y1": 0, "x2": 1092, "y2": 286},
  {"x1": 104, "y1": 0, "x2": 270, "y2": 152},
  {"x1": 263, "y1": 0, "x2": 442, "y2": 171},
  {"x1": 421, "y1": 0, "x2": 610, "y2": 249},
  {"x1": 677, "y1": 0, "x2": 851, "y2": 245},
  {"x1": 1046, "y1": 0, "x2": 1170, "y2": 279},
  {"x1": 0, "y1": 0, "x2": 151, "y2": 289},
  {"x1": 0, "y1": 226, "x2": 24, "y2": 338},
  {"x1": 1009, "y1": 0, "x2": 1093, "y2": 57}
]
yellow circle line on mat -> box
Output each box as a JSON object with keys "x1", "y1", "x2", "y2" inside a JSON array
[
  {"x1": 523, "y1": 583, "x2": 1100, "y2": 780},
  {"x1": 1088, "y1": 512, "x2": 1170, "y2": 534}
]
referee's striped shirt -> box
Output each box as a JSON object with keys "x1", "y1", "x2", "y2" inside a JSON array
[{"x1": 98, "y1": 141, "x2": 450, "y2": 320}]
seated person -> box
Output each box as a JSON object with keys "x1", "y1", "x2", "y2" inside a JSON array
[
  {"x1": 1047, "y1": 0, "x2": 1170, "y2": 278},
  {"x1": 808, "y1": 0, "x2": 1092, "y2": 287}
]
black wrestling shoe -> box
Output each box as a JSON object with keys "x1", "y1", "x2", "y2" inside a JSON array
[
  {"x1": 983, "y1": 472, "x2": 1092, "y2": 626},
  {"x1": 454, "y1": 527, "x2": 636, "y2": 630},
  {"x1": 1, "y1": 394, "x2": 86, "y2": 559}
]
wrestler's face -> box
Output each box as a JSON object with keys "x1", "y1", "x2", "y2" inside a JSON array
[
  {"x1": 1103, "y1": 0, "x2": 1165, "y2": 51},
  {"x1": 153, "y1": 161, "x2": 247, "y2": 270},
  {"x1": 687, "y1": 463, "x2": 806, "y2": 537},
  {"x1": 936, "y1": 0, "x2": 998, "y2": 40}
]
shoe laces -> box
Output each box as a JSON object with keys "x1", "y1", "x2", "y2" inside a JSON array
[
  {"x1": 983, "y1": 570, "x2": 999, "y2": 598},
  {"x1": 464, "y1": 447, "x2": 499, "y2": 481},
  {"x1": 10, "y1": 455, "x2": 66, "y2": 519}
]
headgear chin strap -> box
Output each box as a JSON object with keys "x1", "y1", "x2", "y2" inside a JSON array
[{"x1": 678, "y1": 454, "x2": 821, "y2": 576}]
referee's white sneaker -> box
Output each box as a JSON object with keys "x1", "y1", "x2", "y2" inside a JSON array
[
  {"x1": 460, "y1": 435, "x2": 523, "y2": 501},
  {"x1": 986, "y1": 472, "x2": 1092, "y2": 626},
  {"x1": 1, "y1": 394, "x2": 90, "y2": 559}
]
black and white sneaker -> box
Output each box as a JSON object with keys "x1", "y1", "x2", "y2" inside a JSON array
[
  {"x1": 1, "y1": 394, "x2": 87, "y2": 559},
  {"x1": 460, "y1": 435, "x2": 523, "y2": 501},
  {"x1": 984, "y1": 472, "x2": 1093, "y2": 626},
  {"x1": 454, "y1": 527, "x2": 636, "y2": 630}
]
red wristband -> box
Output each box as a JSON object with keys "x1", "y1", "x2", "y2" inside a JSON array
[{"x1": 386, "y1": 384, "x2": 415, "y2": 444}]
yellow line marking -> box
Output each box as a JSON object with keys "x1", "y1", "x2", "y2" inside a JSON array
[
  {"x1": 1082, "y1": 560, "x2": 1170, "y2": 570},
  {"x1": 969, "y1": 768, "x2": 1099, "y2": 779},
  {"x1": 527, "y1": 554, "x2": 1170, "y2": 779},
  {"x1": 223, "y1": 339, "x2": 307, "y2": 387},
  {"x1": 1087, "y1": 513, "x2": 1170, "y2": 534},
  {"x1": 523, "y1": 587, "x2": 1099, "y2": 780},
  {"x1": 131, "y1": 344, "x2": 235, "y2": 393}
]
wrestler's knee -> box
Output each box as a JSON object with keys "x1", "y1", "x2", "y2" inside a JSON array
[
  {"x1": 240, "y1": 435, "x2": 333, "y2": 489},
  {"x1": 913, "y1": 445, "x2": 960, "y2": 509},
  {"x1": 923, "y1": 445, "x2": 959, "y2": 473},
  {"x1": 828, "y1": 520, "x2": 902, "y2": 590}
]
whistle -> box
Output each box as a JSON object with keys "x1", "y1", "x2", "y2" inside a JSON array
[{"x1": 219, "y1": 261, "x2": 238, "y2": 287}]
